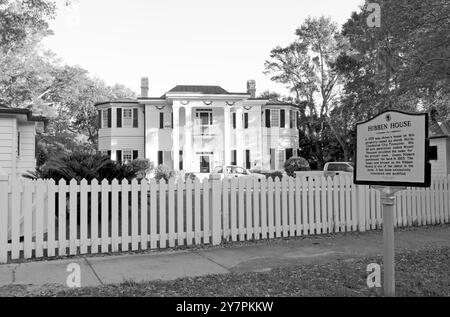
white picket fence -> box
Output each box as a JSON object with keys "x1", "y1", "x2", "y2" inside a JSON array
[{"x1": 0, "y1": 175, "x2": 449, "y2": 263}]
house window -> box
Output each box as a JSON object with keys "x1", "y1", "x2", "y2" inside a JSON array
[
  {"x1": 158, "y1": 151, "x2": 163, "y2": 165},
  {"x1": 196, "y1": 110, "x2": 213, "y2": 135},
  {"x1": 272, "y1": 110, "x2": 280, "y2": 127},
  {"x1": 102, "y1": 109, "x2": 109, "y2": 128},
  {"x1": 123, "y1": 150, "x2": 133, "y2": 163},
  {"x1": 265, "y1": 109, "x2": 271, "y2": 128},
  {"x1": 123, "y1": 109, "x2": 133, "y2": 127},
  {"x1": 245, "y1": 149, "x2": 251, "y2": 169},
  {"x1": 280, "y1": 109, "x2": 285, "y2": 128},
  {"x1": 231, "y1": 150, "x2": 237, "y2": 166},
  {"x1": 16, "y1": 131, "x2": 20, "y2": 157},
  {"x1": 244, "y1": 113, "x2": 249, "y2": 129},
  {"x1": 289, "y1": 110, "x2": 295, "y2": 129},
  {"x1": 160, "y1": 112, "x2": 172, "y2": 129}
]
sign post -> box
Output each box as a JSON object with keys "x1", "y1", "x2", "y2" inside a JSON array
[{"x1": 354, "y1": 110, "x2": 431, "y2": 297}]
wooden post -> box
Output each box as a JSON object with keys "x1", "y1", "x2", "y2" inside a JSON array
[{"x1": 381, "y1": 187, "x2": 396, "y2": 297}]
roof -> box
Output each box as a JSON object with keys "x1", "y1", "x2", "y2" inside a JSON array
[
  {"x1": 0, "y1": 104, "x2": 46, "y2": 122},
  {"x1": 265, "y1": 99, "x2": 299, "y2": 107},
  {"x1": 429, "y1": 115, "x2": 450, "y2": 139},
  {"x1": 163, "y1": 85, "x2": 249, "y2": 97},
  {"x1": 94, "y1": 100, "x2": 139, "y2": 107}
]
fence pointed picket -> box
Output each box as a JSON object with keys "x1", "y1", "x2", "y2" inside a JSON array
[
  {"x1": 253, "y1": 177, "x2": 261, "y2": 240},
  {"x1": 328, "y1": 177, "x2": 335, "y2": 233},
  {"x1": 23, "y1": 180, "x2": 33, "y2": 259},
  {"x1": 202, "y1": 178, "x2": 210, "y2": 244},
  {"x1": 333, "y1": 177, "x2": 339, "y2": 233},
  {"x1": 294, "y1": 177, "x2": 302, "y2": 236},
  {"x1": 308, "y1": 177, "x2": 315, "y2": 235},
  {"x1": 131, "y1": 179, "x2": 139, "y2": 251},
  {"x1": 439, "y1": 177, "x2": 445, "y2": 224},
  {"x1": 445, "y1": 176, "x2": 450, "y2": 223},
  {"x1": 140, "y1": 180, "x2": 148, "y2": 250},
  {"x1": 281, "y1": 178, "x2": 288, "y2": 237},
  {"x1": 111, "y1": 179, "x2": 119, "y2": 252},
  {"x1": 260, "y1": 178, "x2": 268, "y2": 239},
  {"x1": 246, "y1": 177, "x2": 253, "y2": 240},
  {"x1": 10, "y1": 178, "x2": 21, "y2": 260},
  {"x1": 238, "y1": 177, "x2": 245, "y2": 241},
  {"x1": 288, "y1": 177, "x2": 295, "y2": 237},
  {"x1": 90, "y1": 179, "x2": 99, "y2": 254},
  {"x1": 159, "y1": 179, "x2": 167, "y2": 248},
  {"x1": 222, "y1": 178, "x2": 230, "y2": 241},
  {"x1": 58, "y1": 179, "x2": 68, "y2": 256},
  {"x1": 314, "y1": 177, "x2": 321, "y2": 234},
  {"x1": 320, "y1": 177, "x2": 327, "y2": 234},
  {"x1": 69, "y1": 179, "x2": 78, "y2": 255},
  {"x1": 194, "y1": 178, "x2": 201, "y2": 244},
  {"x1": 101, "y1": 179, "x2": 110, "y2": 253},
  {"x1": 121, "y1": 179, "x2": 129, "y2": 252},
  {"x1": 345, "y1": 176, "x2": 352, "y2": 232},
  {"x1": 149, "y1": 179, "x2": 157, "y2": 249},
  {"x1": 267, "y1": 178, "x2": 275, "y2": 239},
  {"x1": 80, "y1": 179, "x2": 89, "y2": 254},
  {"x1": 230, "y1": 178, "x2": 238, "y2": 241},
  {"x1": 350, "y1": 179, "x2": 358, "y2": 231},
  {"x1": 274, "y1": 178, "x2": 282, "y2": 238},
  {"x1": 177, "y1": 178, "x2": 185, "y2": 246},
  {"x1": 47, "y1": 179, "x2": 56, "y2": 257},
  {"x1": 302, "y1": 177, "x2": 308, "y2": 235},
  {"x1": 185, "y1": 178, "x2": 193, "y2": 246}
]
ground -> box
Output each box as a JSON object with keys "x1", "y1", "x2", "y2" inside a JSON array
[{"x1": 0, "y1": 225, "x2": 449, "y2": 297}]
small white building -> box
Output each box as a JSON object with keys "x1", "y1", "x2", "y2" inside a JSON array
[
  {"x1": 96, "y1": 78, "x2": 301, "y2": 173},
  {"x1": 0, "y1": 105, "x2": 46, "y2": 178},
  {"x1": 429, "y1": 118, "x2": 450, "y2": 176}
]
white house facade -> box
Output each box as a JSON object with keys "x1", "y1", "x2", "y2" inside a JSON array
[
  {"x1": 0, "y1": 105, "x2": 46, "y2": 178},
  {"x1": 96, "y1": 78, "x2": 301, "y2": 173}
]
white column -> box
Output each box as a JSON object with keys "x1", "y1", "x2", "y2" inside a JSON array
[
  {"x1": 223, "y1": 106, "x2": 231, "y2": 167},
  {"x1": 173, "y1": 104, "x2": 180, "y2": 171},
  {"x1": 184, "y1": 105, "x2": 192, "y2": 172},
  {"x1": 236, "y1": 107, "x2": 244, "y2": 167}
]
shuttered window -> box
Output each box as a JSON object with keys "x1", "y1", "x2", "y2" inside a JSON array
[
  {"x1": 133, "y1": 109, "x2": 138, "y2": 128},
  {"x1": 280, "y1": 109, "x2": 285, "y2": 128},
  {"x1": 244, "y1": 113, "x2": 249, "y2": 129},
  {"x1": 117, "y1": 108, "x2": 122, "y2": 128},
  {"x1": 265, "y1": 109, "x2": 271, "y2": 128}
]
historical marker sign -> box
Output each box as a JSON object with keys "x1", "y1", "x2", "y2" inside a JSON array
[{"x1": 354, "y1": 110, "x2": 430, "y2": 187}]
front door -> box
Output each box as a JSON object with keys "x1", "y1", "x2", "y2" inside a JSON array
[{"x1": 200, "y1": 155, "x2": 211, "y2": 173}]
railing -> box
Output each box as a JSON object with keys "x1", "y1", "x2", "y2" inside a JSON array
[{"x1": 0, "y1": 175, "x2": 449, "y2": 263}]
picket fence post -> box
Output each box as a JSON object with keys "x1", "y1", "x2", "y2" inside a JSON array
[
  {"x1": 210, "y1": 174, "x2": 222, "y2": 245},
  {"x1": 0, "y1": 175, "x2": 8, "y2": 263},
  {"x1": 357, "y1": 185, "x2": 367, "y2": 232}
]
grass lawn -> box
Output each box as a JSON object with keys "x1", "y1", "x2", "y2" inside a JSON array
[{"x1": 6, "y1": 246, "x2": 449, "y2": 297}]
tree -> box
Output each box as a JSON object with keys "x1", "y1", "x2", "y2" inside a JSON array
[
  {"x1": 340, "y1": 0, "x2": 450, "y2": 117},
  {"x1": 264, "y1": 16, "x2": 350, "y2": 167}
]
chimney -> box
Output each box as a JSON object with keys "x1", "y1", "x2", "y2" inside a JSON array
[
  {"x1": 141, "y1": 77, "x2": 149, "y2": 98},
  {"x1": 247, "y1": 80, "x2": 256, "y2": 98}
]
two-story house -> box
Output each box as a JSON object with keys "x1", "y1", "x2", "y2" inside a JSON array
[{"x1": 96, "y1": 78, "x2": 301, "y2": 173}]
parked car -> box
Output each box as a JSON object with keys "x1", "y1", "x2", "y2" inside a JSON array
[
  {"x1": 212, "y1": 165, "x2": 265, "y2": 180},
  {"x1": 323, "y1": 162, "x2": 354, "y2": 178}
]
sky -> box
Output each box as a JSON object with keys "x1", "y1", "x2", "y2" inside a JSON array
[{"x1": 42, "y1": 0, "x2": 365, "y2": 97}]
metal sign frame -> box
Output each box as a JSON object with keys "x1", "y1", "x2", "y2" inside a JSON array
[{"x1": 353, "y1": 110, "x2": 430, "y2": 188}]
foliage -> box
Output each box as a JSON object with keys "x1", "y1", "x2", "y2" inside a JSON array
[
  {"x1": 264, "y1": 171, "x2": 284, "y2": 180},
  {"x1": 283, "y1": 157, "x2": 311, "y2": 177},
  {"x1": 264, "y1": 16, "x2": 350, "y2": 169},
  {"x1": 129, "y1": 159, "x2": 154, "y2": 180},
  {"x1": 154, "y1": 165, "x2": 178, "y2": 182},
  {"x1": 23, "y1": 151, "x2": 148, "y2": 182},
  {"x1": 184, "y1": 172, "x2": 199, "y2": 182}
]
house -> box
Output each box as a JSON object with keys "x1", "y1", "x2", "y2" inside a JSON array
[
  {"x1": 429, "y1": 115, "x2": 450, "y2": 176},
  {"x1": 96, "y1": 78, "x2": 301, "y2": 173},
  {"x1": 0, "y1": 105, "x2": 46, "y2": 179}
]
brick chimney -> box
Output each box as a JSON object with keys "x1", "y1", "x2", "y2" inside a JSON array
[
  {"x1": 247, "y1": 80, "x2": 256, "y2": 98},
  {"x1": 141, "y1": 77, "x2": 149, "y2": 98}
]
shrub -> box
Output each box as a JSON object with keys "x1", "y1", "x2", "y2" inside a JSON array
[
  {"x1": 154, "y1": 164, "x2": 178, "y2": 182},
  {"x1": 129, "y1": 158, "x2": 154, "y2": 180},
  {"x1": 185, "y1": 172, "x2": 199, "y2": 182},
  {"x1": 284, "y1": 157, "x2": 311, "y2": 177},
  {"x1": 23, "y1": 151, "x2": 152, "y2": 182},
  {"x1": 265, "y1": 171, "x2": 284, "y2": 180}
]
